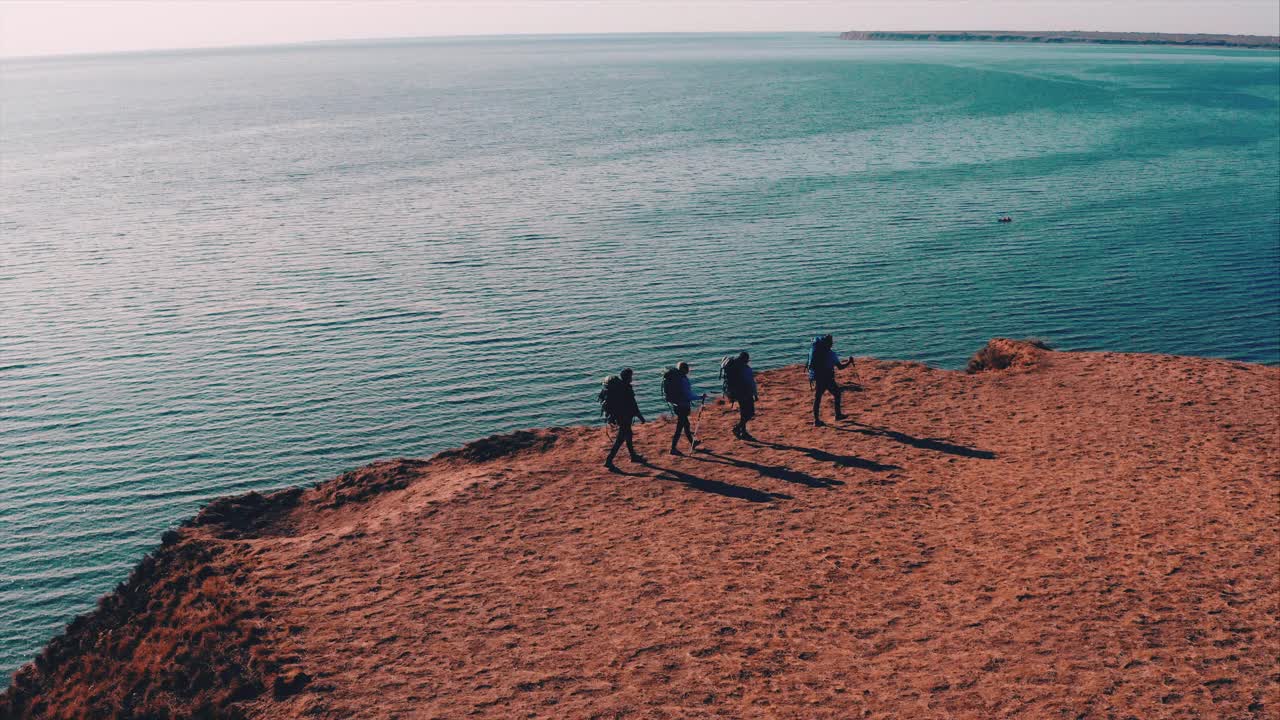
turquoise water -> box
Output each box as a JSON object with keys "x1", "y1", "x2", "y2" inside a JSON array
[{"x1": 1, "y1": 33, "x2": 1277, "y2": 681}]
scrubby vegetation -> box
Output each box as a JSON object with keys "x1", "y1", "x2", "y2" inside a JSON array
[
  {"x1": 2, "y1": 538, "x2": 275, "y2": 719},
  {"x1": 966, "y1": 338, "x2": 1050, "y2": 373}
]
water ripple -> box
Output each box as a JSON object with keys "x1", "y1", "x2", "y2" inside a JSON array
[{"x1": 1, "y1": 35, "x2": 1278, "y2": 682}]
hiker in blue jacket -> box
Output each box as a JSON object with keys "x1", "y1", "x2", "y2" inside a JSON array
[
  {"x1": 663, "y1": 361, "x2": 705, "y2": 455},
  {"x1": 807, "y1": 334, "x2": 854, "y2": 426}
]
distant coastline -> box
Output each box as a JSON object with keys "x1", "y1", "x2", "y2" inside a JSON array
[{"x1": 840, "y1": 30, "x2": 1280, "y2": 49}]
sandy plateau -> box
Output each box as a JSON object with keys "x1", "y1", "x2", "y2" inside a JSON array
[{"x1": 4, "y1": 340, "x2": 1277, "y2": 719}]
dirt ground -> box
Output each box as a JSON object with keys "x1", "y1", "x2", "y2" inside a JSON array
[{"x1": 7, "y1": 342, "x2": 1278, "y2": 719}]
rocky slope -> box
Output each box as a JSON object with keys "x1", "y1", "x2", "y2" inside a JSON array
[{"x1": 4, "y1": 341, "x2": 1278, "y2": 719}]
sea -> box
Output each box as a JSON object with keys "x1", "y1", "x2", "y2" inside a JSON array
[{"x1": 1, "y1": 33, "x2": 1277, "y2": 682}]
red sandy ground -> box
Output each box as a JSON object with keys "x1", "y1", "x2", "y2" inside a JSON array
[{"x1": 5, "y1": 341, "x2": 1278, "y2": 719}]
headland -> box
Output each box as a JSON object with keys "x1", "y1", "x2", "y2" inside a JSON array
[{"x1": 4, "y1": 340, "x2": 1277, "y2": 718}]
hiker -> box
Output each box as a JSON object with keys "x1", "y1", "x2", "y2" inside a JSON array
[
  {"x1": 662, "y1": 361, "x2": 705, "y2": 455},
  {"x1": 720, "y1": 351, "x2": 758, "y2": 441},
  {"x1": 599, "y1": 367, "x2": 646, "y2": 469},
  {"x1": 807, "y1": 334, "x2": 854, "y2": 426}
]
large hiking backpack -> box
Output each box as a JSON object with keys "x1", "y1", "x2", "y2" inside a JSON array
[
  {"x1": 598, "y1": 375, "x2": 627, "y2": 423},
  {"x1": 661, "y1": 367, "x2": 683, "y2": 405},
  {"x1": 807, "y1": 336, "x2": 830, "y2": 380},
  {"x1": 719, "y1": 355, "x2": 741, "y2": 401}
]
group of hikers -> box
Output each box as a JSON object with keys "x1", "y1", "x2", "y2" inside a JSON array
[{"x1": 597, "y1": 334, "x2": 855, "y2": 470}]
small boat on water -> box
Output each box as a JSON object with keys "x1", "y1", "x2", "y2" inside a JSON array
[{"x1": 998, "y1": 216, "x2": 1013, "y2": 223}]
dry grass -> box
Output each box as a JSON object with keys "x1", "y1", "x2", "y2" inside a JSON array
[
  {"x1": 2, "y1": 535, "x2": 279, "y2": 719},
  {"x1": 965, "y1": 338, "x2": 1050, "y2": 373}
]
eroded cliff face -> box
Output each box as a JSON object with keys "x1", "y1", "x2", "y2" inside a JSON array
[
  {"x1": 6, "y1": 342, "x2": 1278, "y2": 719},
  {"x1": 2, "y1": 490, "x2": 295, "y2": 718}
]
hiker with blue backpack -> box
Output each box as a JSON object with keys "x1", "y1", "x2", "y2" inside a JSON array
[
  {"x1": 807, "y1": 334, "x2": 854, "y2": 426},
  {"x1": 720, "y1": 351, "x2": 759, "y2": 441},
  {"x1": 661, "y1": 361, "x2": 706, "y2": 455},
  {"x1": 599, "y1": 368, "x2": 647, "y2": 470}
]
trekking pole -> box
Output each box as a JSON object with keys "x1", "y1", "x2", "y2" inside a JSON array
[{"x1": 691, "y1": 395, "x2": 707, "y2": 444}]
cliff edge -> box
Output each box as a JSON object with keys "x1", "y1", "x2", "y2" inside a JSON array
[{"x1": 5, "y1": 341, "x2": 1278, "y2": 719}]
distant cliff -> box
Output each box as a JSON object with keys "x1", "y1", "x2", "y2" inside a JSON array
[{"x1": 839, "y1": 30, "x2": 1280, "y2": 48}]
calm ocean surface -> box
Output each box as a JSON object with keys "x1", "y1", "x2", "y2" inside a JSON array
[{"x1": 1, "y1": 33, "x2": 1277, "y2": 680}]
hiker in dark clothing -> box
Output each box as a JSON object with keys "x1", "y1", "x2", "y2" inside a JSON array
[
  {"x1": 721, "y1": 351, "x2": 758, "y2": 441},
  {"x1": 662, "y1": 361, "x2": 705, "y2": 455},
  {"x1": 601, "y1": 367, "x2": 646, "y2": 469},
  {"x1": 807, "y1": 334, "x2": 854, "y2": 426}
]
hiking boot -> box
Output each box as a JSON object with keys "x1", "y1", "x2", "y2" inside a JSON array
[
  {"x1": 814, "y1": 418, "x2": 826, "y2": 427},
  {"x1": 629, "y1": 453, "x2": 646, "y2": 463},
  {"x1": 835, "y1": 413, "x2": 848, "y2": 421},
  {"x1": 739, "y1": 431, "x2": 757, "y2": 442},
  {"x1": 604, "y1": 460, "x2": 620, "y2": 473},
  {"x1": 691, "y1": 439, "x2": 701, "y2": 450},
  {"x1": 669, "y1": 448, "x2": 683, "y2": 456}
]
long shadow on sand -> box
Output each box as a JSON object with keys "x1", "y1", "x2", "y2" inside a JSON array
[
  {"x1": 835, "y1": 424, "x2": 996, "y2": 459},
  {"x1": 640, "y1": 462, "x2": 790, "y2": 503},
  {"x1": 689, "y1": 451, "x2": 844, "y2": 489},
  {"x1": 753, "y1": 440, "x2": 900, "y2": 472}
]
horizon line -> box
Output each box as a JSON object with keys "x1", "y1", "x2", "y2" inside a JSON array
[{"x1": 6, "y1": 27, "x2": 1280, "y2": 62}]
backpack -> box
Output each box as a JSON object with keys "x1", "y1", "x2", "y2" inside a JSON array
[
  {"x1": 719, "y1": 355, "x2": 741, "y2": 401},
  {"x1": 807, "y1": 336, "x2": 831, "y2": 380},
  {"x1": 597, "y1": 375, "x2": 628, "y2": 423},
  {"x1": 661, "y1": 367, "x2": 683, "y2": 405}
]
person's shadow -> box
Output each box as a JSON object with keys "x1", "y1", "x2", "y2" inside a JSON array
[
  {"x1": 690, "y1": 451, "x2": 844, "y2": 489},
  {"x1": 752, "y1": 440, "x2": 900, "y2": 472},
  {"x1": 639, "y1": 461, "x2": 790, "y2": 503},
  {"x1": 835, "y1": 423, "x2": 996, "y2": 459}
]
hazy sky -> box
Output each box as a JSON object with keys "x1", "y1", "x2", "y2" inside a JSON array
[{"x1": 2, "y1": 0, "x2": 1278, "y2": 59}]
